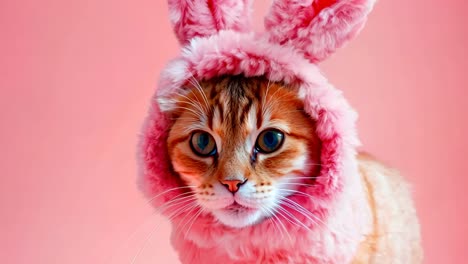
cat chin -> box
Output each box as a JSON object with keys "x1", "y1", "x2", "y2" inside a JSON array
[{"x1": 211, "y1": 207, "x2": 264, "y2": 228}]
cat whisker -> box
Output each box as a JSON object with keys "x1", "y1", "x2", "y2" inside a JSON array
[
  {"x1": 260, "y1": 205, "x2": 284, "y2": 239},
  {"x1": 287, "y1": 176, "x2": 330, "y2": 182},
  {"x1": 130, "y1": 222, "x2": 160, "y2": 264},
  {"x1": 277, "y1": 188, "x2": 318, "y2": 200},
  {"x1": 265, "y1": 217, "x2": 282, "y2": 240},
  {"x1": 157, "y1": 195, "x2": 198, "y2": 214},
  {"x1": 175, "y1": 202, "x2": 200, "y2": 225},
  {"x1": 279, "y1": 197, "x2": 346, "y2": 239},
  {"x1": 172, "y1": 105, "x2": 205, "y2": 120},
  {"x1": 277, "y1": 196, "x2": 320, "y2": 226},
  {"x1": 107, "y1": 191, "x2": 195, "y2": 263},
  {"x1": 106, "y1": 210, "x2": 161, "y2": 264},
  {"x1": 278, "y1": 183, "x2": 317, "y2": 187},
  {"x1": 171, "y1": 105, "x2": 205, "y2": 120},
  {"x1": 167, "y1": 202, "x2": 200, "y2": 236},
  {"x1": 261, "y1": 78, "x2": 272, "y2": 117},
  {"x1": 261, "y1": 207, "x2": 283, "y2": 239},
  {"x1": 129, "y1": 201, "x2": 196, "y2": 264},
  {"x1": 263, "y1": 83, "x2": 284, "y2": 118},
  {"x1": 169, "y1": 116, "x2": 198, "y2": 121},
  {"x1": 268, "y1": 92, "x2": 296, "y2": 110},
  {"x1": 183, "y1": 207, "x2": 205, "y2": 239},
  {"x1": 178, "y1": 99, "x2": 205, "y2": 119},
  {"x1": 289, "y1": 175, "x2": 327, "y2": 179},
  {"x1": 174, "y1": 91, "x2": 207, "y2": 117},
  {"x1": 188, "y1": 75, "x2": 210, "y2": 113},
  {"x1": 279, "y1": 196, "x2": 356, "y2": 242},
  {"x1": 275, "y1": 205, "x2": 312, "y2": 232},
  {"x1": 157, "y1": 196, "x2": 197, "y2": 217},
  {"x1": 166, "y1": 201, "x2": 198, "y2": 222},
  {"x1": 260, "y1": 204, "x2": 288, "y2": 242},
  {"x1": 269, "y1": 205, "x2": 294, "y2": 243},
  {"x1": 263, "y1": 85, "x2": 299, "y2": 115},
  {"x1": 152, "y1": 194, "x2": 198, "y2": 218},
  {"x1": 159, "y1": 190, "x2": 196, "y2": 203},
  {"x1": 145, "y1": 186, "x2": 196, "y2": 206},
  {"x1": 173, "y1": 203, "x2": 201, "y2": 237}
]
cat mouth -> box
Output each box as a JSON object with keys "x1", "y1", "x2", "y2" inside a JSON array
[
  {"x1": 223, "y1": 202, "x2": 256, "y2": 213},
  {"x1": 213, "y1": 201, "x2": 262, "y2": 227}
]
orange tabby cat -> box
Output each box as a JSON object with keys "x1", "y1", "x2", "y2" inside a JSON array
[
  {"x1": 165, "y1": 76, "x2": 422, "y2": 262},
  {"x1": 139, "y1": 0, "x2": 423, "y2": 262}
]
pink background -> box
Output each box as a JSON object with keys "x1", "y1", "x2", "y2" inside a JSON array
[{"x1": 1, "y1": 0, "x2": 467, "y2": 263}]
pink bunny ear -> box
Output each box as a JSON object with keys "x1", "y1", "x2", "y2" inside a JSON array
[
  {"x1": 169, "y1": 0, "x2": 253, "y2": 45},
  {"x1": 265, "y1": 0, "x2": 377, "y2": 63}
]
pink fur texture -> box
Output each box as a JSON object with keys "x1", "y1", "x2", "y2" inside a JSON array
[
  {"x1": 265, "y1": 0, "x2": 376, "y2": 62},
  {"x1": 168, "y1": 0, "x2": 252, "y2": 44},
  {"x1": 139, "y1": 0, "x2": 377, "y2": 262}
]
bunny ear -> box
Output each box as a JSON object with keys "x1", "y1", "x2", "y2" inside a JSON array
[
  {"x1": 169, "y1": 0, "x2": 253, "y2": 45},
  {"x1": 265, "y1": 0, "x2": 377, "y2": 63}
]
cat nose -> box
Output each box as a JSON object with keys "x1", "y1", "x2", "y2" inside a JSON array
[{"x1": 219, "y1": 179, "x2": 247, "y2": 193}]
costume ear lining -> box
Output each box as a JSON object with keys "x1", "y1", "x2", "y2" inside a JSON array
[{"x1": 312, "y1": 0, "x2": 339, "y2": 15}]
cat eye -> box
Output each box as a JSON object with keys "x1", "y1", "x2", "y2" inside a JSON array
[
  {"x1": 190, "y1": 131, "x2": 217, "y2": 156},
  {"x1": 255, "y1": 129, "x2": 284, "y2": 154}
]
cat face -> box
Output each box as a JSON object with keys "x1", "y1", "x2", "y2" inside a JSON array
[{"x1": 166, "y1": 76, "x2": 321, "y2": 228}]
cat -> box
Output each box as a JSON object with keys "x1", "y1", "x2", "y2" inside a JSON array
[
  {"x1": 162, "y1": 75, "x2": 422, "y2": 263},
  {"x1": 138, "y1": 0, "x2": 423, "y2": 263}
]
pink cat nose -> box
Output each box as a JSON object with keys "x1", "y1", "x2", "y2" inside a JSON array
[{"x1": 219, "y1": 179, "x2": 247, "y2": 193}]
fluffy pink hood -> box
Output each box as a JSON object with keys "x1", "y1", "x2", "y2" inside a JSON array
[{"x1": 138, "y1": 0, "x2": 376, "y2": 262}]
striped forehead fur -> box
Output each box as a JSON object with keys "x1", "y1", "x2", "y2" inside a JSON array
[{"x1": 209, "y1": 76, "x2": 259, "y2": 131}]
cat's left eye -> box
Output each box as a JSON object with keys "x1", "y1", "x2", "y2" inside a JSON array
[
  {"x1": 255, "y1": 129, "x2": 284, "y2": 154},
  {"x1": 190, "y1": 131, "x2": 217, "y2": 156}
]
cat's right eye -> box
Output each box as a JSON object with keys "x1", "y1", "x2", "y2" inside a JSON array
[{"x1": 190, "y1": 131, "x2": 217, "y2": 157}]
